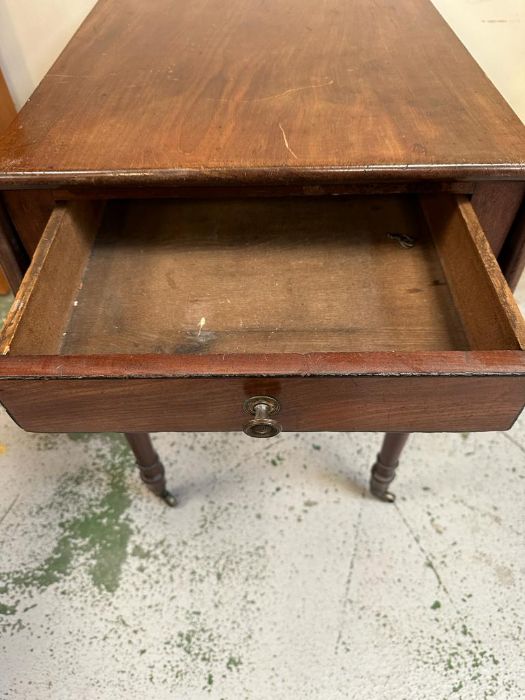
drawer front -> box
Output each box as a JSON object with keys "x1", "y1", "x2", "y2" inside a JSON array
[{"x1": 1, "y1": 375, "x2": 524, "y2": 433}]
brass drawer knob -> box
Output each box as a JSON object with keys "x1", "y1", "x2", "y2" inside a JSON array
[{"x1": 243, "y1": 396, "x2": 281, "y2": 438}]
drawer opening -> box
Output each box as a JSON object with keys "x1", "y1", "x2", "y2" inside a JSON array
[{"x1": 1, "y1": 195, "x2": 524, "y2": 357}]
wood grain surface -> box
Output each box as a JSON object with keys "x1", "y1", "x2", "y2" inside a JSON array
[
  {"x1": 2, "y1": 191, "x2": 55, "y2": 256},
  {"x1": 0, "y1": 67, "x2": 54, "y2": 261},
  {"x1": 59, "y1": 196, "x2": 467, "y2": 355},
  {"x1": 1, "y1": 349, "x2": 523, "y2": 431},
  {"x1": 0, "y1": 201, "x2": 103, "y2": 355},
  {"x1": 3, "y1": 194, "x2": 524, "y2": 358},
  {"x1": 421, "y1": 195, "x2": 525, "y2": 350},
  {"x1": 0, "y1": 70, "x2": 15, "y2": 136},
  {"x1": 0, "y1": 199, "x2": 28, "y2": 292},
  {"x1": 0, "y1": 0, "x2": 523, "y2": 188},
  {"x1": 500, "y1": 200, "x2": 525, "y2": 292},
  {"x1": 0, "y1": 374, "x2": 523, "y2": 433},
  {"x1": 1, "y1": 351, "x2": 524, "y2": 378},
  {"x1": 471, "y1": 182, "x2": 525, "y2": 256}
]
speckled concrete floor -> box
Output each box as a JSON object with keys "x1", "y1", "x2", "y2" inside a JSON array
[{"x1": 0, "y1": 280, "x2": 524, "y2": 699}]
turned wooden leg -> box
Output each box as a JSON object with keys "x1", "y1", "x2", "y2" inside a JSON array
[
  {"x1": 370, "y1": 432, "x2": 410, "y2": 503},
  {"x1": 125, "y1": 433, "x2": 176, "y2": 506}
]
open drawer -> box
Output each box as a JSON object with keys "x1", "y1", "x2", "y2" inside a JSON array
[{"x1": 0, "y1": 194, "x2": 524, "y2": 434}]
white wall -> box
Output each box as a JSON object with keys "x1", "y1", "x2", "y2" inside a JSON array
[
  {"x1": 0, "y1": 0, "x2": 97, "y2": 109},
  {"x1": 431, "y1": 0, "x2": 525, "y2": 122},
  {"x1": 0, "y1": 0, "x2": 524, "y2": 120}
]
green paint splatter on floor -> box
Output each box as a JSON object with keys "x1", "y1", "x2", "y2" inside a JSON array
[
  {"x1": 158, "y1": 609, "x2": 247, "y2": 690},
  {"x1": 431, "y1": 600, "x2": 441, "y2": 610},
  {"x1": 34, "y1": 434, "x2": 61, "y2": 452},
  {"x1": 0, "y1": 602, "x2": 17, "y2": 615},
  {"x1": 226, "y1": 655, "x2": 242, "y2": 671},
  {"x1": 131, "y1": 544, "x2": 152, "y2": 560},
  {"x1": 67, "y1": 433, "x2": 96, "y2": 443},
  {"x1": 0, "y1": 433, "x2": 135, "y2": 620},
  {"x1": 413, "y1": 617, "x2": 509, "y2": 699}
]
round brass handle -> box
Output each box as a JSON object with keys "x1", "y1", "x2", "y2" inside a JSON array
[{"x1": 243, "y1": 396, "x2": 282, "y2": 439}]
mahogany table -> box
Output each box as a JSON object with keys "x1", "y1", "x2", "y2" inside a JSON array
[{"x1": 0, "y1": 0, "x2": 524, "y2": 505}]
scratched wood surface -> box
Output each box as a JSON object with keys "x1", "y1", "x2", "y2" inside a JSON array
[
  {"x1": 3, "y1": 195, "x2": 473, "y2": 355},
  {"x1": 0, "y1": 0, "x2": 523, "y2": 188},
  {"x1": 3, "y1": 193, "x2": 525, "y2": 358}
]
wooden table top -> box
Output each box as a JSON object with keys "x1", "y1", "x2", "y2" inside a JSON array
[{"x1": 0, "y1": 0, "x2": 524, "y2": 188}]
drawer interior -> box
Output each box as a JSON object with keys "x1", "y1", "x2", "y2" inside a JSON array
[{"x1": 2, "y1": 195, "x2": 524, "y2": 356}]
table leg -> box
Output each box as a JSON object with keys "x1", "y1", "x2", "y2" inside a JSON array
[
  {"x1": 370, "y1": 432, "x2": 410, "y2": 503},
  {"x1": 125, "y1": 433, "x2": 176, "y2": 506}
]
